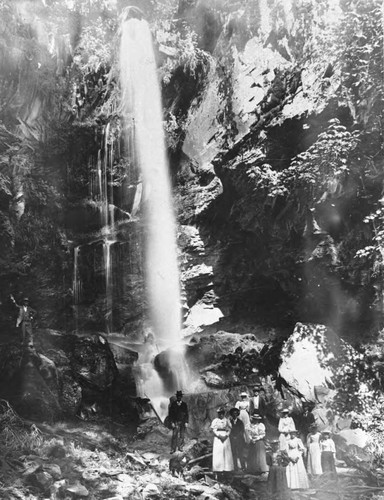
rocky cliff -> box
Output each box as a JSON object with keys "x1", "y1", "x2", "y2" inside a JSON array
[{"x1": 0, "y1": 0, "x2": 382, "y2": 346}]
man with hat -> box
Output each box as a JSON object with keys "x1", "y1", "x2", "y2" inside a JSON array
[
  {"x1": 11, "y1": 295, "x2": 36, "y2": 347},
  {"x1": 249, "y1": 384, "x2": 266, "y2": 417},
  {"x1": 168, "y1": 390, "x2": 189, "y2": 453},
  {"x1": 229, "y1": 407, "x2": 246, "y2": 471}
]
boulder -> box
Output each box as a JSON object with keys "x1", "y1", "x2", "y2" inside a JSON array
[
  {"x1": 278, "y1": 323, "x2": 340, "y2": 402},
  {"x1": 185, "y1": 331, "x2": 263, "y2": 372}
]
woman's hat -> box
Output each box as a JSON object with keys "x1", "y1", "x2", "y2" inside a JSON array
[
  {"x1": 240, "y1": 391, "x2": 248, "y2": 397},
  {"x1": 289, "y1": 429, "x2": 299, "y2": 434},
  {"x1": 281, "y1": 408, "x2": 289, "y2": 413},
  {"x1": 322, "y1": 429, "x2": 331, "y2": 435},
  {"x1": 251, "y1": 413, "x2": 262, "y2": 420},
  {"x1": 217, "y1": 407, "x2": 225, "y2": 413}
]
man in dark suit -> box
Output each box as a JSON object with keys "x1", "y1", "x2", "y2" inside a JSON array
[
  {"x1": 229, "y1": 407, "x2": 246, "y2": 471},
  {"x1": 249, "y1": 384, "x2": 266, "y2": 417},
  {"x1": 11, "y1": 296, "x2": 36, "y2": 347},
  {"x1": 168, "y1": 390, "x2": 189, "y2": 453}
]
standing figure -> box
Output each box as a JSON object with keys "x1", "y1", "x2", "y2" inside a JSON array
[
  {"x1": 229, "y1": 407, "x2": 246, "y2": 471},
  {"x1": 235, "y1": 391, "x2": 251, "y2": 430},
  {"x1": 249, "y1": 384, "x2": 266, "y2": 417},
  {"x1": 247, "y1": 413, "x2": 269, "y2": 474},
  {"x1": 11, "y1": 296, "x2": 36, "y2": 347},
  {"x1": 297, "y1": 402, "x2": 316, "y2": 444},
  {"x1": 306, "y1": 424, "x2": 322, "y2": 476},
  {"x1": 286, "y1": 430, "x2": 309, "y2": 490},
  {"x1": 211, "y1": 408, "x2": 234, "y2": 474},
  {"x1": 320, "y1": 430, "x2": 337, "y2": 477},
  {"x1": 168, "y1": 390, "x2": 189, "y2": 453},
  {"x1": 266, "y1": 440, "x2": 290, "y2": 500},
  {"x1": 278, "y1": 409, "x2": 296, "y2": 451}
]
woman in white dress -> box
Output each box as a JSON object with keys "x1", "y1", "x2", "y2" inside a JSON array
[
  {"x1": 306, "y1": 424, "x2": 322, "y2": 476},
  {"x1": 278, "y1": 408, "x2": 296, "y2": 451},
  {"x1": 211, "y1": 408, "x2": 234, "y2": 473},
  {"x1": 235, "y1": 392, "x2": 251, "y2": 429},
  {"x1": 286, "y1": 430, "x2": 309, "y2": 490}
]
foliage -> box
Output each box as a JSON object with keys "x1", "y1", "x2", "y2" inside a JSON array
[
  {"x1": 247, "y1": 119, "x2": 360, "y2": 206},
  {"x1": 337, "y1": 0, "x2": 383, "y2": 128},
  {"x1": 156, "y1": 23, "x2": 212, "y2": 84}
]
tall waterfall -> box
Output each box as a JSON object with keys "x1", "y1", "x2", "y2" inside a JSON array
[
  {"x1": 120, "y1": 16, "x2": 181, "y2": 345},
  {"x1": 119, "y1": 13, "x2": 186, "y2": 409}
]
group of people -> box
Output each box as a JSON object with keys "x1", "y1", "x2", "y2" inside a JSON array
[
  {"x1": 210, "y1": 389, "x2": 338, "y2": 495},
  {"x1": 167, "y1": 386, "x2": 338, "y2": 498}
]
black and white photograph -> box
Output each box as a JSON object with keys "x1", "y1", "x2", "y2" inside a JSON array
[{"x1": 0, "y1": 0, "x2": 382, "y2": 498}]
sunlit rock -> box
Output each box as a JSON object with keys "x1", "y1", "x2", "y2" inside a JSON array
[{"x1": 279, "y1": 322, "x2": 340, "y2": 401}]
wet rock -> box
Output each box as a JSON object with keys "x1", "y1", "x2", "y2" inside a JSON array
[
  {"x1": 185, "y1": 331, "x2": 263, "y2": 372},
  {"x1": 66, "y1": 482, "x2": 89, "y2": 497},
  {"x1": 43, "y1": 463, "x2": 62, "y2": 480},
  {"x1": 26, "y1": 470, "x2": 53, "y2": 491}
]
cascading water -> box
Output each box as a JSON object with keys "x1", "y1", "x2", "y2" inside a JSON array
[
  {"x1": 72, "y1": 245, "x2": 82, "y2": 333},
  {"x1": 119, "y1": 10, "x2": 188, "y2": 416}
]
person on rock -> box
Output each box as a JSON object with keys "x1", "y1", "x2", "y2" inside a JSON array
[
  {"x1": 211, "y1": 408, "x2": 234, "y2": 476},
  {"x1": 286, "y1": 430, "x2": 309, "y2": 490},
  {"x1": 168, "y1": 390, "x2": 189, "y2": 453},
  {"x1": 278, "y1": 409, "x2": 296, "y2": 451},
  {"x1": 235, "y1": 391, "x2": 251, "y2": 432},
  {"x1": 247, "y1": 413, "x2": 269, "y2": 475},
  {"x1": 249, "y1": 384, "x2": 266, "y2": 417},
  {"x1": 266, "y1": 440, "x2": 290, "y2": 500},
  {"x1": 320, "y1": 430, "x2": 337, "y2": 477},
  {"x1": 306, "y1": 424, "x2": 322, "y2": 477},
  {"x1": 11, "y1": 295, "x2": 36, "y2": 348},
  {"x1": 229, "y1": 407, "x2": 246, "y2": 471}
]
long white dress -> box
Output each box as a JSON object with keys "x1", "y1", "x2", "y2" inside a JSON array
[
  {"x1": 211, "y1": 417, "x2": 234, "y2": 472},
  {"x1": 235, "y1": 399, "x2": 250, "y2": 427},
  {"x1": 307, "y1": 432, "x2": 322, "y2": 475},
  {"x1": 278, "y1": 416, "x2": 296, "y2": 451},
  {"x1": 286, "y1": 436, "x2": 309, "y2": 490}
]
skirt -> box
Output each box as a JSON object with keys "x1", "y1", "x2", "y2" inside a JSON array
[
  {"x1": 286, "y1": 456, "x2": 309, "y2": 489},
  {"x1": 321, "y1": 451, "x2": 336, "y2": 474},
  {"x1": 268, "y1": 465, "x2": 289, "y2": 499},
  {"x1": 247, "y1": 440, "x2": 269, "y2": 474},
  {"x1": 212, "y1": 435, "x2": 234, "y2": 472}
]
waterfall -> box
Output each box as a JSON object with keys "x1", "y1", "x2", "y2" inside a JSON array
[
  {"x1": 73, "y1": 245, "x2": 82, "y2": 333},
  {"x1": 103, "y1": 239, "x2": 115, "y2": 333},
  {"x1": 119, "y1": 12, "x2": 187, "y2": 408}
]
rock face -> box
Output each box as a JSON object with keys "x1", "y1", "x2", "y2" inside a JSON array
[{"x1": 0, "y1": 330, "x2": 138, "y2": 423}]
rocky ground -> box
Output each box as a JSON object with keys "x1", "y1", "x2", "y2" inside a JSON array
[{"x1": 0, "y1": 404, "x2": 380, "y2": 500}]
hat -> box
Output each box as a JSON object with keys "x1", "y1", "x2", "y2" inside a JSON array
[
  {"x1": 176, "y1": 390, "x2": 183, "y2": 397},
  {"x1": 229, "y1": 407, "x2": 240, "y2": 415},
  {"x1": 322, "y1": 429, "x2": 331, "y2": 435},
  {"x1": 217, "y1": 407, "x2": 225, "y2": 414},
  {"x1": 23, "y1": 297, "x2": 29, "y2": 302},
  {"x1": 251, "y1": 413, "x2": 262, "y2": 421},
  {"x1": 270, "y1": 439, "x2": 280, "y2": 445},
  {"x1": 240, "y1": 392, "x2": 248, "y2": 397},
  {"x1": 281, "y1": 409, "x2": 289, "y2": 413},
  {"x1": 289, "y1": 429, "x2": 299, "y2": 434},
  {"x1": 253, "y1": 385, "x2": 261, "y2": 391}
]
